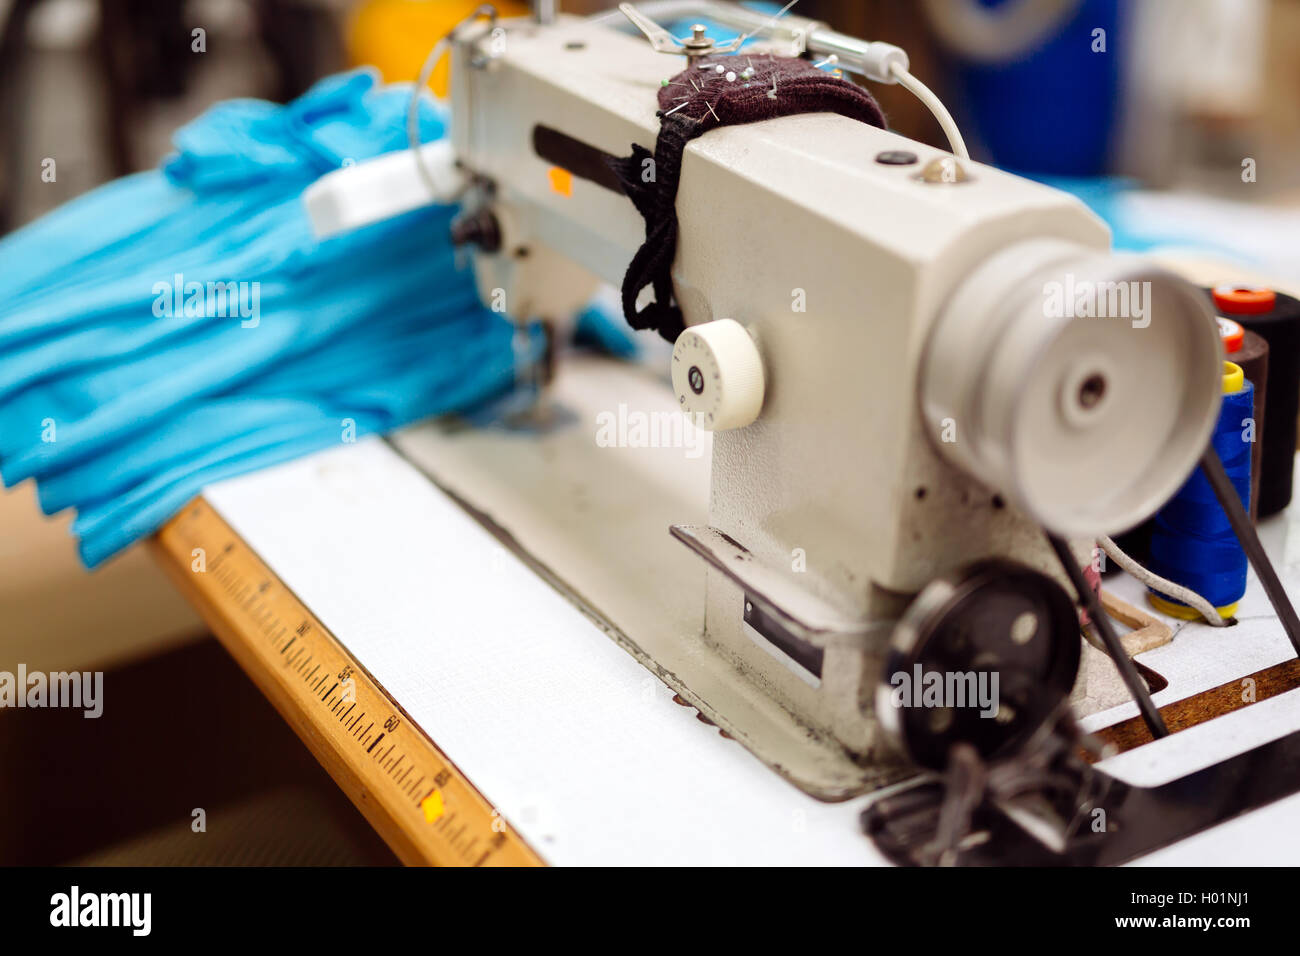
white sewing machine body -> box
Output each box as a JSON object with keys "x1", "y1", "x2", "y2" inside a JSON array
[
  {"x1": 301, "y1": 3, "x2": 1233, "y2": 805},
  {"x1": 418, "y1": 10, "x2": 1220, "y2": 791}
]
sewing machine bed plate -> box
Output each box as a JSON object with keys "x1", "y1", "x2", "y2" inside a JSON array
[{"x1": 200, "y1": 355, "x2": 1300, "y2": 865}]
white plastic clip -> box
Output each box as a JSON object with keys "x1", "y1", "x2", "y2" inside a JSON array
[{"x1": 304, "y1": 140, "x2": 465, "y2": 239}]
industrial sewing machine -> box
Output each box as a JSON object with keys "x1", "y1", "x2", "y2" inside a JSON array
[{"x1": 305, "y1": 2, "x2": 1300, "y2": 865}]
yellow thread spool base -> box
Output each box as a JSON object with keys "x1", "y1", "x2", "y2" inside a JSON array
[{"x1": 1148, "y1": 592, "x2": 1238, "y2": 621}]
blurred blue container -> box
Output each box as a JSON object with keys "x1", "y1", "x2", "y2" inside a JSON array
[{"x1": 951, "y1": 0, "x2": 1121, "y2": 175}]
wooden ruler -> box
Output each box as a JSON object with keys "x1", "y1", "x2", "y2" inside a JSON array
[{"x1": 151, "y1": 497, "x2": 544, "y2": 867}]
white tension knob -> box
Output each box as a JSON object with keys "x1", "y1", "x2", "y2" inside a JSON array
[{"x1": 671, "y1": 319, "x2": 766, "y2": 431}]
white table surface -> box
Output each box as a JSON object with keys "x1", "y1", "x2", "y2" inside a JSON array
[{"x1": 203, "y1": 436, "x2": 1300, "y2": 865}]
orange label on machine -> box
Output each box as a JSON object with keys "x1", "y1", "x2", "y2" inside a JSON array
[{"x1": 548, "y1": 166, "x2": 574, "y2": 197}]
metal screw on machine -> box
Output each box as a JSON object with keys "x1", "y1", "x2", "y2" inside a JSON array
[
  {"x1": 916, "y1": 156, "x2": 970, "y2": 183},
  {"x1": 875, "y1": 150, "x2": 918, "y2": 166},
  {"x1": 682, "y1": 24, "x2": 721, "y2": 59}
]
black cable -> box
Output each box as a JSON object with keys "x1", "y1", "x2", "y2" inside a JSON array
[
  {"x1": 1200, "y1": 446, "x2": 1300, "y2": 657},
  {"x1": 1045, "y1": 532, "x2": 1169, "y2": 739}
]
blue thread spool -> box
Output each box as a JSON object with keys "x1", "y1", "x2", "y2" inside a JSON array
[{"x1": 1147, "y1": 361, "x2": 1252, "y2": 619}]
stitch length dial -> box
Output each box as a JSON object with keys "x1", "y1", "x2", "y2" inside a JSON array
[{"x1": 671, "y1": 319, "x2": 766, "y2": 430}]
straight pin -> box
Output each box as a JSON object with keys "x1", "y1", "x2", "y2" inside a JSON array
[{"x1": 664, "y1": 100, "x2": 691, "y2": 116}]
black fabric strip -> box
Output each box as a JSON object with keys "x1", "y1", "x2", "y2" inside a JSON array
[{"x1": 606, "y1": 54, "x2": 887, "y2": 341}]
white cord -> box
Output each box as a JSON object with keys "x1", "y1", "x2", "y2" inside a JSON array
[
  {"x1": 1098, "y1": 535, "x2": 1227, "y2": 627},
  {"x1": 888, "y1": 60, "x2": 969, "y2": 160},
  {"x1": 406, "y1": 6, "x2": 497, "y2": 198},
  {"x1": 407, "y1": 36, "x2": 455, "y2": 198}
]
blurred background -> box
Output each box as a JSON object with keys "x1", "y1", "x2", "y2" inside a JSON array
[
  {"x1": 4, "y1": 0, "x2": 1299, "y2": 228},
  {"x1": 1, "y1": 0, "x2": 1297, "y2": 864}
]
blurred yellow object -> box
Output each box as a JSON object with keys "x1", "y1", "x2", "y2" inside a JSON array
[{"x1": 346, "y1": 0, "x2": 529, "y2": 96}]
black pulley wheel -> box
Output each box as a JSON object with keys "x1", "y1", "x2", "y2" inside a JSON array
[{"x1": 877, "y1": 560, "x2": 1081, "y2": 771}]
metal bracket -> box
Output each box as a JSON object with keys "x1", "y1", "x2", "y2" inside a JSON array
[
  {"x1": 669, "y1": 524, "x2": 886, "y2": 649},
  {"x1": 617, "y1": 1, "x2": 813, "y2": 64}
]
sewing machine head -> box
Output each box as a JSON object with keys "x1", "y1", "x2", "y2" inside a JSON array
[
  {"x1": 436, "y1": 2, "x2": 1223, "y2": 778},
  {"x1": 306, "y1": 1, "x2": 1226, "y2": 800}
]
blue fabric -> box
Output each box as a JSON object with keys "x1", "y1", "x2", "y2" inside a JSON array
[
  {"x1": 0, "y1": 69, "x2": 635, "y2": 567},
  {"x1": 1030, "y1": 175, "x2": 1259, "y2": 263}
]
